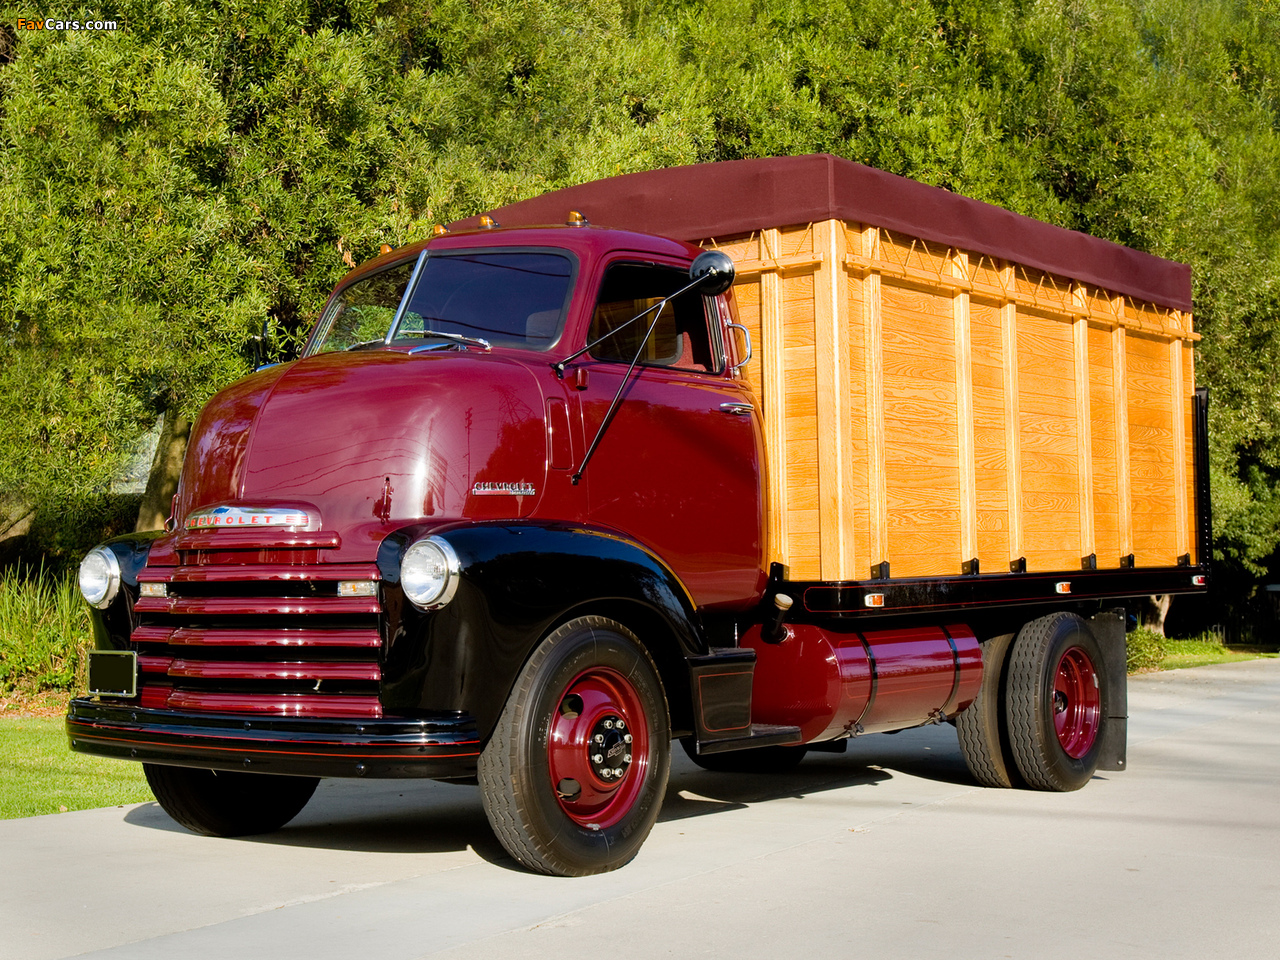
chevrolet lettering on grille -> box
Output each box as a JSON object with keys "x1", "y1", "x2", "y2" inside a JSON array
[{"x1": 184, "y1": 506, "x2": 315, "y2": 530}]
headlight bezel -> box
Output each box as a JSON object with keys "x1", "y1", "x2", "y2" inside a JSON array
[
  {"x1": 78, "y1": 545, "x2": 122, "y2": 610},
  {"x1": 400, "y1": 536, "x2": 460, "y2": 610}
]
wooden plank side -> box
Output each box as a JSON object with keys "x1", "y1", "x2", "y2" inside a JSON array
[
  {"x1": 1125, "y1": 330, "x2": 1177, "y2": 565},
  {"x1": 882, "y1": 277, "x2": 961, "y2": 577},
  {"x1": 781, "y1": 264, "x2": 821, "y2": 579},
  {"x1": 970, "y1": 298, "x2": 1009, "y2": 571},
  {"x1": 1017, "y1": 309, "x2": 1080, "y2": 572}
]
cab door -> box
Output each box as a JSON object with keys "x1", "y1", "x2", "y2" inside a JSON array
[{"x1": 577, "y1": 258, "x2": 765, "y2": 610}]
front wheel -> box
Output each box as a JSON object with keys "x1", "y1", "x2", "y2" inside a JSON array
[
  {"x1": 478, "y1": 617, "x2": 671, "y2": 876},
  {"x1": 1005, "y1": 613, "x2": 1108, "y2": 791},
  {"x1": 143, "y1": 764, "x2": 318, "y2": 836}
]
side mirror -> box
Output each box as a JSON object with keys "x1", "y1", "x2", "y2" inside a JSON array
[{"x1": 690, "y1": 250, "x2": 735, "y2": 296}]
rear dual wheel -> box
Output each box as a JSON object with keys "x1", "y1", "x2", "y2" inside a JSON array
[
  {"x1": 1006, "y1": 612, "x2": 1106, "y2": 791},
  {"x1": 479, "y1": 617, "x2": 671, "y2": 876},
  {"x1": 957, "y1": 613, "x2": 1107, "y2": 792}
]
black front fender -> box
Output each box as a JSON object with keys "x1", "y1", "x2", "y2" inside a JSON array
[{"x1": 377, "y1": 522, "x2": 708, "y2": 741}]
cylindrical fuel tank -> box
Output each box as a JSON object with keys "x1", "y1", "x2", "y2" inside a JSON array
[{"x1": 742, "y1": 622, "x2": 982, "y2": 742}]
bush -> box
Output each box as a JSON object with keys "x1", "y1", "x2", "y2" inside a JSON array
[
  {"x1": 1126, "y1": 627, "x2": 1168, "y2": 673},
  {"x1": 0, "y1": 566, "x2": 91, "y2": 695}
]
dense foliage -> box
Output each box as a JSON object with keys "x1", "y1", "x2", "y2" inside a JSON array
[{"x1": 1, "y1": 0, "x2": 1277, "y2": 629}]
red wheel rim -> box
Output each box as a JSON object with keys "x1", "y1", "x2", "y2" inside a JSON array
[
  {"x1": 546, "y1": 666, "x2": 649, "y2": 829},
  {"x1": 1053, "y1": 646, "x2": 1101, "y2": 758}
]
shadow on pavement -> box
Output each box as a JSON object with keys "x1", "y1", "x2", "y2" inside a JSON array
[{"x1": 119, "y1": 724, "x2": 978, "y2": 866}]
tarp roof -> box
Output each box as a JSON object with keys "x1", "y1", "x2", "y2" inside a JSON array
[{"x1": 453, "y1": 154, "x2": 1192, "y2": 312}]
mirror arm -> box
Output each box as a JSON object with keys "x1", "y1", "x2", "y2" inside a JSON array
[{"x1": 570, "y1": 305, "x2": 667, "y2": 485}]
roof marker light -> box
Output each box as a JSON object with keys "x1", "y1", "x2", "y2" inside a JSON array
[
  {"x1": 567, "y1": 210, "x2": 589, "y2": 226},
  {"x1": 432, "y1": 224, "x2": 449, "y2": 237},
  {"x1": 479, "y1": 216, "x2": 499, "y2": 229}
]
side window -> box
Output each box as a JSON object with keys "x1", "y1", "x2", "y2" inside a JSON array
[
  {"x1": 311, "y1": 261, "x2": 416, "y2": 354},
  {"x1": 589, "y1": 263, "x2": 720, "y2": 373}
]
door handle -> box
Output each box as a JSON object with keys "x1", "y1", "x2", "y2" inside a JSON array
[{"x1": 719, "y1": 402, "x2": 754, "y2": 416}]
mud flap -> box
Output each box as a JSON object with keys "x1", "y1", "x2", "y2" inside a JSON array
[{"x1": 1091, "y1": 609, "x2": 1128, "y2": 772}]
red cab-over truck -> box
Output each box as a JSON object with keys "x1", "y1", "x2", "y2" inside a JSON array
[{"x1": 69, "y1": 155, "x2": 1208, "y2": 876}]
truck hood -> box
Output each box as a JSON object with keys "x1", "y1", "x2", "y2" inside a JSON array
[{"x1": 172, "y1": 350, "x2": 548, "y2": 556}]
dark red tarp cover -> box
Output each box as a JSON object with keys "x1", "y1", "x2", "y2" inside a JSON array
[{"x1": 452, "y1": 154, "x2": 1192, "y2": 312}]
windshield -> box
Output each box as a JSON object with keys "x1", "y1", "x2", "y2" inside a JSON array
[{"x1": 308, "y1": 249, "x2": 575, "y2": 356}]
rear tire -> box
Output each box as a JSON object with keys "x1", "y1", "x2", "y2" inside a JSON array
[
  {"x1": 143, "y1": 764, "x2": 318, "y2": 836},
  {"x1": 955, "y1": 633, "x2": 1021, "y2": 788},
  {"x1": 478, "y1": 617, "x2": 671, "y2": 876},
  {"x1": 680, "y1": 739, "x2": 807, "y2": 773},
  {"x1": 1005, "y1": 613, "x2": 1107, "y2": 791}
]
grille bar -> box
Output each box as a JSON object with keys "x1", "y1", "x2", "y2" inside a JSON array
[
  {"x1": 133, "y1": 626, "x2": 382, "y2": 649},
  {"x1": 134, "y1": 596, "x2": 381, "y2": 616},
  {"x1": 139, "y1": 563, "x2": 379, "y2": 583},
  {"x1": 168, "y1": 660, "x2": 381, "y2": 682}
]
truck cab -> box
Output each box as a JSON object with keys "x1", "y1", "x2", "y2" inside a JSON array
[{"x1": 68, "y1": 222, "x2": 788, "y2": 876}]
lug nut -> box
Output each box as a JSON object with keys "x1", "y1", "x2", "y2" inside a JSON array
[
  {"x1": 624, "y1": 754, "x2": 632, "y2": 763},
  {"x1": 612, "y1": 767, "x2": 624, "y2": 778},
  {"x1": 593, "y1": 734, "x2": 605, "y2": 744},
  {"x1": 623, "y1": 733, "x2": 632, "y2": 743},
  {"x1": 592, "y1": 753, "x2": 603, "y2": 764},
  {"x1": 603, "y1": 719, "x2": 614, "y2": 729},
  {"x1": 616, "y1": 719, "x2": 625, "y2": 730}
]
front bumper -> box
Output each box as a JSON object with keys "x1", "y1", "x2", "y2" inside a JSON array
[{"x1": 66, "y1": 698, "x2": 481, "y2": 779}]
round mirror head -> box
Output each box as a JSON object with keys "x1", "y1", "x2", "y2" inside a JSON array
[{"x1": 689, "y1": 250, "x2": 735, "y2": 296}]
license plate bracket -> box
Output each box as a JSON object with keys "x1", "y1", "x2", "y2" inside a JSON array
[{"x1": 88, "y1": 651, "x2": 138, "y2": 698}]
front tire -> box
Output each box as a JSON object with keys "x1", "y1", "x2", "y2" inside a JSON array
[
  {"x1": 143, "y1": 764, "x2": 318, "y2": 836},
  {"x1": 478, "y1": 616, "x2": 671, "y2": 876},
  {"x1": 1005, "y1": 613, "x2": 1107, "y2": 791}
]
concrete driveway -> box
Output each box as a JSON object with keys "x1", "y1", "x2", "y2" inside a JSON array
[{"x1": 3, "y1": 658, "x2": 1278, "y2": 960}]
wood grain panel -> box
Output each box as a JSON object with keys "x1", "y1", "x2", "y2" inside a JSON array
[{"x1": 1018, "y1": 310, "x2": 1081, "y2": 571}]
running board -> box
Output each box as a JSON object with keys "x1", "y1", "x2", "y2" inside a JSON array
[{"x1": 694, "y1": 723, "x2": 803, "y2": 756}]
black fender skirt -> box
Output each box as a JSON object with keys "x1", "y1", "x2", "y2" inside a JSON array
[{"x1": 378, "y1": 521, "x2": 710, "y2": 742}]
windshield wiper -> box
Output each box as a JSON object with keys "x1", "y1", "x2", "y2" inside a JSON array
[
  {"x1": 344, "y1": 338, "x2": 389, "y2": 352},
  {"x1": 406, "y1": 330, "x2": 492, "y2": 353}
]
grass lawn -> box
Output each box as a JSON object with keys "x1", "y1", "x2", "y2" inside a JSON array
[
  {"x1": 0, "y1": 711, "x2": 152, "y2": 819},
  {"x1": 1159, "y1": 640, "x2": 1280, "y2": 671}
]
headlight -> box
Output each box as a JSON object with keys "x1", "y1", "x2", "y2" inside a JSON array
[
  {"x1": 78, "y1": 546, "x2": 121, "y2": 609},
  {"x1": 401, "y1": 537, "x2": 460, "y2": 609}
]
